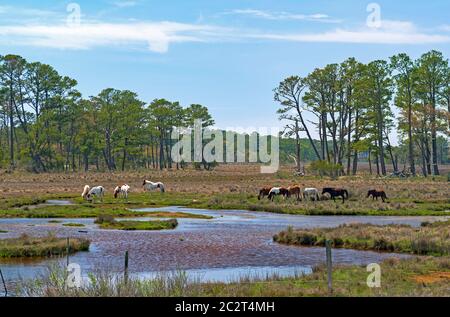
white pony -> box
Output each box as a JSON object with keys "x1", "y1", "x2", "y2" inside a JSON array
[
  {"x1": 81, "y1": 185, "x2": 90, "y2": 200},
  {"x1": 142, "y1": 180, "x2": 165, "y2": 193},
  {"x1": 86, "y1": 186, "x2": 105, "y2": 202},
  {"x1": 303, "y1": 188, "x2": 320, "y2": 201},
  {"x1": 114, "y1": 184, "x2": 130, "y2": 200}
]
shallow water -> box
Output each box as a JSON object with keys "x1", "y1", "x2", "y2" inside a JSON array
[{"x1": 0, "y1": 204, "x2": 448, "y2": 291}]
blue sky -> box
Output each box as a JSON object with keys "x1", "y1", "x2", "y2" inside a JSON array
[{"x1": 1, "y1": 0, "x2": 449, "y2": 143}]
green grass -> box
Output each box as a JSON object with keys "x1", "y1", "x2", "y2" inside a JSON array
[
  {"x1": 0, "y1": 194, "x2": 74, "y2": 209},
  {"x1": 0, "y1": 197, "x2": 212, "y2": 219},
  {"x1": 202, "y1": 192, "x2": 450, "y2": 216},
  {"x1": 0, "y1": 191, "x2": 448, "y2": 219},
  {"x1": 274, "y1": 220, "x2": 450, "y2": 256},
  {"x1": 0, "y1": 230, "x2": 8, "y2": 233},
  {"x1": 18, "y1": 256, "x2": 450, "y2": 297},
  {"x1": 62, "y1": 223, "x2": 85, "y2": 227},
  {"x1": 0, "y1": 233, "x2": 90, "y2": 258},
  {"x1": 94, "y1": 214, "x2": 178, "y2": 231}
]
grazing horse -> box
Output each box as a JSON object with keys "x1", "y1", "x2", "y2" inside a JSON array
[
  {"x1": 267, "y1": 187, "x2": 289, "y2": 201},
  {"x1": 86, "y1": 186, "x2": 105, "y2": 203},
  {"x1": 287, "y1": 185, "x2": 302, "y2": 201},
  {"x1": 322, "y1": 187, "x2": 349, "y2": 203},
  {"x1": 143, "y1": 180, "x2": 165, "y2": 193},
  {"x1": 114, "y1": 184, "x2": 131, "y2": 200},
  {"x1": 258, "y1": 187, "x2": 272, "y2": 200},
  {"x1": 367, "y1": 189, "x2": 388, "y2": 202},
  {"x1": 303, "y1": 188, "x2": 320, "y2": 201},
  {"x1": 81, "y1": 185, "x2": 90, "y2": 200}
]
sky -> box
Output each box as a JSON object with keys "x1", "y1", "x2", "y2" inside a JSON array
[{"x1": 0, "y1": 0, "x2": 449, "y2": 144}]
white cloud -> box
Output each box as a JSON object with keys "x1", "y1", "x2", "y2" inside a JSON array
[
  {"x1": 0, "y1": 15, "x2": 448, "y2": 53},
  {"x1": 0, "y1": 22, "x2": 226, "y2": 53},
  {"x1": 246, "y1": 19, "x2": 450, "y2": 45},
  {"x1": 226, "y1": 9, "x2": 341, "y2": 23},
  {"x1": 252, "y1": 29, "x2": 449, "y2": 45},
  {"x1": 440, "y1": 25, "x2": 450, "y2": 32},
  {"x1": 114, "y1": 1, "x2": 138, "y2": 8}
]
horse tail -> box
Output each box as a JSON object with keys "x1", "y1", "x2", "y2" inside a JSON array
[
  {"x1": 383, "y1": 191, "x2": 388, "y2": 199},
  {"x1": 343, "y1": 189, "x2": 349, "y2": 199}
]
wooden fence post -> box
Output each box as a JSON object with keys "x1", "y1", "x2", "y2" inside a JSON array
[
  {"x1": 66, "y1": 237, "x2": 70, "y2": 266},
  {"x1": 0, "y1": 268, "x2": 7, "y2": 297},
  {"x1": 325, "y1": 240, "x2": 333, "y2": 294},
  {"x1": 124, "y1": 251, "x2": 129, "y2": 284}
]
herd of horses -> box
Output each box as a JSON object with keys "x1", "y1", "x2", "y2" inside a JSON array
[
  {"x1": 80, "y1": 179, "x2": 388, "y2": 205},
  {"x1": 258, "y1": 186, "x2": 388, "y2": 203},
  {"x1": 81, "y1": 180, "x2": 165, "y2": 202}
]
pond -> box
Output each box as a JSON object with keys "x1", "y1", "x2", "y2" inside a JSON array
[{"x1": 0, "y1": 204, "x2": 448, "y2": 293}]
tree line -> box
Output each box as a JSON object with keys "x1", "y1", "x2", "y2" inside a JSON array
[
  {"x1": 1, "y1": 52, "x2": 448, "y2": 174},
  {"x1": 0, "y1": 54, "x2": 214, "y2": 172},
  {"x1": 275, "y1": 50, "x2": 449, "y2": 177}
]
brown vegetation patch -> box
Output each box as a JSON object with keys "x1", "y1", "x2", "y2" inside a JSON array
[{"x1": 411, "y1": 272, "x2": 450, "y2": 284}]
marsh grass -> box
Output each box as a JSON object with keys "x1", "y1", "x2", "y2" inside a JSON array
[
  {"x1": 0, "y1": 233, "x2": 90, "y2": 258},
  {"x1": 17, "y1": 256, "x2": 450, "y2": 297},
  {"x1": 94, "y1": 215, "x2": 178, "y2": 231},
  {"x1": 62, "y1": 223, "x2": 85, "y2": 227},
  {"x1": 274, "y1": 221, "x2": 450, "y2": 256}
]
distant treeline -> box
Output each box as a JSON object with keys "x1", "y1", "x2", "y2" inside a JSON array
[
  {"x1": 275, "y1": 50, "x2": 449, "y2": 176},
  {"x1": 0, "y1": 54, "x2": 218, "y2": 172},
  {"x1": 279, "y1": 137, "x2": 449, "y2": 168}
]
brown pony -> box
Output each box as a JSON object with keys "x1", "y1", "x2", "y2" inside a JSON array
[
  {"x1": 367, "y1": 190, "x2": 388, "y2": 202},
  {"x1": 258, "y1": 187, "x2": 272, "y2": 200},
  {"x1": 287, "y1": 185, "x2": 302, "y2": 201}
]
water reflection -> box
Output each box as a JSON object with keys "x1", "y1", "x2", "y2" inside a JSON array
[{"x1": 0, "y1": 205, "x2": 448, "y2": 287}]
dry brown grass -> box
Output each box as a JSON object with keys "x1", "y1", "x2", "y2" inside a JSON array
[
  {"x1": 0, "y1": 164, "x2": 449, "y2": 198},
  {"x1": 274, "y1": 221, "x2": 450, "y2": 256}
]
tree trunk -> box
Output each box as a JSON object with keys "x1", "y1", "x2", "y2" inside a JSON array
[
  {"x1": 295, "y1": 120, "x2": 301, "y2": 172},
  {"x1": 83, "y1": 153, "x2": 89, "y2": 172},
  {"x1": 159, "y1": 131, "x2": 164, "y2": 170},
  {"x1": 8, "y1": 88, "x2": 14, "y2": 169},
  {"x1": 431, "y1": 92, "x2": 440, "y2": 175},
  {"x1": 297, "y1": 111, "x2": 321, "y2": 160},
  {"x1": 407, "y1": 103, "x2": 416, "y2": 176},
  {"x1": 377, "y1": 106, "x2": 386, "y2": 175},
  {"x1": 121, "y1": 137, "x2": 128, "y2": 171},
  {"x1": 346, "y1": 110, "x2": 352, "y2": 175},
  {"x1": 424, "y1": 135, "x2": 432, "y2": 175}
]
